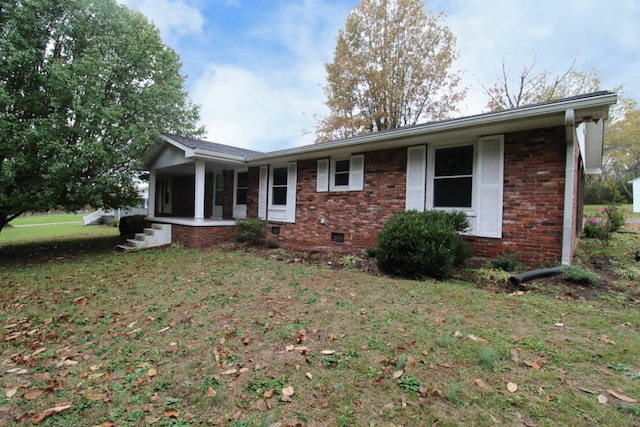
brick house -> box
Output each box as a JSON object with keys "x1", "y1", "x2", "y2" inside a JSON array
[{"x1": 139, "y1": 91, "x2": 616, "y2": 266}]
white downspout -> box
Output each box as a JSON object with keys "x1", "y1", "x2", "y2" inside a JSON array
[{"x1": 562, "y1": 109, "x2": 576, "y2": 265}]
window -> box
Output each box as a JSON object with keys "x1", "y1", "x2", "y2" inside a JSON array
[
  {"x1": 235, "y1": 171, "x2": 248, "y2": 205},
  {"x1": 433, "y1": 145, "x2": 474, "y2": 209},
  {"x1": 334, "y1": 159, "x2": 350, "y2": 187},
  {"x1": 261, "y1": 163, "x2": 297, "y2": 223},
  {"x1": 233, "y1": 170, "x2": 248, "y2": 219},
  {"x1": 317, "y1": 155, "x2": 364, "y2": 192},
  {"x1": 271, "y1": 167, "x2": 288, "y2": 205},
  {"x1": 409, "y1": 136, "x2": 504, "y2": 238}
]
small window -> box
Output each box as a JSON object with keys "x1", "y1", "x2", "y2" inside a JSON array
[
  {"x1": 334, "y1": 159, "x2": 350, "y2": 187},
  {"x1": 331, "y1": 232, "x2": 345, "y2": 243},
  {"x1": 272, "y1": 167, "x2": 288, "y2": 205},
  {"x1": 433, "y1": 145, "x2": 473, "y2": 208},
  {"x1": 236, "y1": 171, "x2": 248, "y2": 205}
]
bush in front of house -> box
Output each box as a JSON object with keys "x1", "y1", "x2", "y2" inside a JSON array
[
  {"x1": 235, "y1": 218, "x2": 268, "y2": 246},
  {"x1": 376, "y1": 210, "x2": 471, "y2": 280},
  {"x1": 118, "y1": 215, "x2": 146, "y2": 237}
]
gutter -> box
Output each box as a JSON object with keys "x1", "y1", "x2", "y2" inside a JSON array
[{"x1": 562, "y1": 109, "x2": 576, "y2": 265}]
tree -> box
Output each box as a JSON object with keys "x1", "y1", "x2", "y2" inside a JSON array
[
  {"x1": 482, "y1": 58, "x2": 635, "y2": 121},
  {"x1": 0, "y1": 0, "x2": 203, "y2": 232},
  {"x1": 315, "y1": 0, "x2": 465, "y2": 142},
  {"x1": 482, "y1": 57, "x2": 638, "y2": 202},
  {"x1": 602, "y1": 109, "x2": 640, "y2": 198}
]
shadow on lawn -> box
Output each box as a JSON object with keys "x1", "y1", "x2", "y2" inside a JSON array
[{"x1": 0, "y1": 235, "x2": 124, "y2": 267}]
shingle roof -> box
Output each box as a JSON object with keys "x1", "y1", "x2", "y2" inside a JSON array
[{"x1": 163, "y1": 133, "x2": 263, "y2": 158}]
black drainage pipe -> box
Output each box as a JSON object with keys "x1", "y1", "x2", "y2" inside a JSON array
[{"x1": 509, "y1": 266, "x2": 568, "y2": 286}]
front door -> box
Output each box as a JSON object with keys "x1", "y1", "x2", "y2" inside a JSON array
[{"x1": 213, "y1": 173, "x2": 224, "y2": 219}]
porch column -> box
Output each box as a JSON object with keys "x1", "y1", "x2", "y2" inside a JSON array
[
  {"x1": 148, "y1": 170, "x2": 156, "y2": 217},
  {"x1": 194, "y1": 160, "x2": 205, "y2": 223}
]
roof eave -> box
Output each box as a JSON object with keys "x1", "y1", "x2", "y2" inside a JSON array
[{"x1": 246, "y1": 92, "x2": 617, "y2": 165}]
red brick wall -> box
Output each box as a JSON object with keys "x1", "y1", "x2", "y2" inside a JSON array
[
  {"x1": 466, "y1": 126, "x2": 568, "y2": 265},
  {"x1": 172, "y1": 224, "x2": 236, "y2": 249},
  {"x1": 245, "y1": 126, "x2": 574, "y2": 266},
  {"x1": 261, "y1": 148, "x2": 407, "y2": 249}
]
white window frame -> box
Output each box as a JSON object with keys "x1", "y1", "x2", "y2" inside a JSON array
[
  {"x1": 426, "y1": 142, "x2": 477, "y2": 214},
  {"x1": 264, "y1": 162, "x2": 297, "y2": 223},
  {"x1": 317, "y1": 154, "x2": 364, "y2": 192},
  {"x1": 233, "y1": 169, "x2": 248, "y2": 219}
]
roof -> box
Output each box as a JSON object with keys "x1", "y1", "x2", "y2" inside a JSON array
[
  {"x1": 162, "y1": 133, "x2": 263, "y2": 158},
  {"x1": 146, "y1": 91, "x2": 617, "y2": 170}
]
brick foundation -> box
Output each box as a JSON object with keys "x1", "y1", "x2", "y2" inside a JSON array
[{"x1": 171, "y1": 224, "x2": 236, "y2": 249}]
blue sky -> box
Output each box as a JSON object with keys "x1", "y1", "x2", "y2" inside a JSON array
[{"x1": 118, "y1": 0, "x2": 640, "y2": 152}]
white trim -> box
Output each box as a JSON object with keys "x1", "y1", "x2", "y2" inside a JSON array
[
  {"x1": 405, "y1": 145, "x2": 426, "y2": 211},
  {"x1": 258, "y1": 166, "x2": 268, "y2": 220},
  {"x1": 317, "y1": 159, "x2": 329, "y2": 192},
  {"x1": 328, "y1": 154, "x2": 364, "y2": 192},
  {"x1": 267, "y1": 162, "x2": 297, "y2": 223},
  {"x1": 426, "y1": 142, "x2": 476, "y2": 212},
  {"x1": 194, "y1": 160, "x2": 206, "y2": 222},
  {"x1": 476, "y1": 135, "x2": 504, "y2": 238},
  {"x1": 562, "y1": 124, "x2": 576, "y2": 265}
]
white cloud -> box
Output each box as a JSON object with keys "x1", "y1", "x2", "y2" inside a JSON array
[
  {"x1": 190, "y1": 0, "x2": 352, "y2": 151},
  {"x1": 118, "y1": 0, "x2": 205, "y2": 42},
  {"x1": 191, "y1": 65, "x2": 323, "y2": 152}
]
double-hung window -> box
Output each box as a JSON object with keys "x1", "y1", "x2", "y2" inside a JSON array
[
  {"x1": 233, "y1": 170, "x2": 248, "y2": 218},
  {"x1": 259, "y1": 163, "x2": 297, "y2": 223},
  {"x1": 317, "y1": 155, "x2": 364, "y2": 192},
  {"x1": 432, "y1": 145, "x2": 474, "y2": 209}
]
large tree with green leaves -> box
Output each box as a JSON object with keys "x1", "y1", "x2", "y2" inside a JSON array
[
  {"x1": 0, "y1": 0, "x2": 202, "y2": 232},
  {"x1": 315, "y1": 0, "x2": 465, "y2": 142}
]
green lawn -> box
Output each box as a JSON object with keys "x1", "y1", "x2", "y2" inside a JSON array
[
  {"x1": 1, "y1": 213, "x2": 119, "y2": 244},
  {"x1": 1, "y1": 231, "x2": 639, "y2": 426}
]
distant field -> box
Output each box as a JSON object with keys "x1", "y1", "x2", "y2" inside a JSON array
[
  {"x1": 9, "y1": 213, "x2": 84, "y2": 226},
  {"x1": 1, "y1": 213, "x2": 119, "y2": 244}
]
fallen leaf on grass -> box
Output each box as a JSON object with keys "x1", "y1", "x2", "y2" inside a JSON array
[
  {"x1": 305, "y1": 372, "x2": 313, "y2": 380},
  {"x1": 320, "y1": 350, "x2": 335, "y2": 355},
  {"x1": 607, "y1": 389, "x2": 638, "y2": 403},
  {"x1": 147, "y1": 368, "x2": 157, "y2": 377},
  {"x1": 600, "y1": 335, "x2": 616, "y2": 346},
  {"x1": 74, "y1": 296, "x2": 88, "y2": 305},
  {"x1": 24, "y1": 388, "x2": 46, "y2": 400},
  {"x1": 393, "y1": 370, "x2": 404, "y2": 379},
  {"x1": 32, "y1": 403, "x2": 72, "y2": 423},
  {"x1": 206, "y1": 387, "x2": 217, "y2": 398},
  {"x1": 524, "y1": 360, "x2": 541, "y2": 369},
  {"x1": 263, "y1": 389, "x2": 275, "y2": 399},
  {"x1": 507, "y1": 382, "x2": 518, "y2": 393},
  {"x1": 281, "y1": 386, "x2": 295, "y2": 402},
  {"x1": 598, "y1": 394, "x2": 608, "y2": 404},
  {"x1": 510, "y1": 349, "x2": 519, "y2": 363},
  {"x1": 92, "y1": 422, "x2": 115, "y2": 427},
  {"x1": 164, "y1": 409, "x2": 179, "y2": 418},
  {"x1": 5, "y1": 388, "x2": 17, "y2": 398}
]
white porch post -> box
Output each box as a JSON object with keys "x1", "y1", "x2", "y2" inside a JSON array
[
  {"x1": 148, "y1": 170, "x2": 156, "y2": 217},
  {"x1": 194, "y1": 160, "x2": 206, "y2": 222}
]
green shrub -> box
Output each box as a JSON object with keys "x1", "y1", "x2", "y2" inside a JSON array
[
  {"x1": 583, "y1": 205, "x2": 625, "y2": 244},
  {"x1": 235, "y1": 218, "x2": 267, "y2": 246},
  {"x1": 491, "y1": 253, "x2": 519, "y2": 272},
  {"x1": 563, "y1": 266, "x2": 600, "y2": 285},
  {"x1": 376, "y1": 210, "x2": 471, "y2": 280},
  {"x1": 118, "y1": 215, "x2": 146, "y2": 237}
]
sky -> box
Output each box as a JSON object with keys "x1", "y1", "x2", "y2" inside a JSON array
[{"x1": 118, "y1": 0, "x2": 640, "y2": 152}]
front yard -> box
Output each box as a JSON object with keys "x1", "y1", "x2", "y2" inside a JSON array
[{"x1": 0, "y1": 223, "x2": 639, "y2": 426}]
